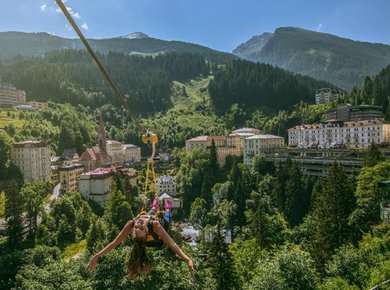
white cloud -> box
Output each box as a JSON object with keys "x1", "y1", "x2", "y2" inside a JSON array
[
  {"x1": 40, "y1": 4, "x2": 47, "y2": 11},
  {"x1": 65, "y1": 24, "x2": 73, "y2": 31},
  {"x1": 316, "y1": 23, "x2": 324, "y2": 32},
  {"x1": 81, "y1": 23, "x2": 89, "y2": 30},
  {"x1": 56, "y1": 5, "x2": 80, "y2": 19}
]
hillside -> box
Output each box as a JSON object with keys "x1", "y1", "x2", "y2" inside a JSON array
[
  {"x1": 0, "y1": 31, "x2": 235, "y2": 64},
  {"x1": 233, "y1": 27, "x2": 390, "y2": 90}
]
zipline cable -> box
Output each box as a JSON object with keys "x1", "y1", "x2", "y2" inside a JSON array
[{"x1": 54, "y1": 0, "x2": 142, "y2": 130}]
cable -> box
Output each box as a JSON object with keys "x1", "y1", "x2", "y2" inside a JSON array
[{"x1": 54, "y1": 0, "x2": 142, "y2": 130}]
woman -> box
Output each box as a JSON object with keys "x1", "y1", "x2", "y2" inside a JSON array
[{"x1": 88, "y1": 199, "x2": 195, "y2": 280}]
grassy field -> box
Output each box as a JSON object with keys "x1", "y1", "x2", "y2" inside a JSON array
[
  {"x1": 172, "y1": 76, "x2": 212, "y2": 111},
  {"x1": 0, "y1": 110, "x2": 25, "y2": 131},
  {"x1": 61, "y1": 240, "x2": 87, "y2": 260}
]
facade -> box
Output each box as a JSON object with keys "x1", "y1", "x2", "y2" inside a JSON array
[
  {"x1": 243, "y1": 134, "x2": 285, "y2": 167},
  {"x1": 123, "y1": 144, "x2": 141, "y2": 163},
  {"x1": 324, "y1": 104, "x2": 384, "y2": 122},
  {"x1": 106, "y1": 140, "x2": 124, "y2": 165},
  {"x1": 185, "y1": 128, "x2": 259, "y2": 167},
  {"x1": 79, "y1": 167, "x2": 114, "y2": 207},
  {"x1": 315, "y1": 88, "x2": 345, "y2": 104},
  {"x1": 0, "y1": 84, "x2": 26, "y2": 107},
  {"x1": 59, "y1": 163, "x2": 85, "y2": 192},
  {"x1": 288, "y1": 119, "x2": 390, "y2": 149},
  {"x1": 157, "y1": 175, "x2": 177, "y2": 196},
  {"x1": 10, "y1": 140, "x2": 51, "y2": 182}
]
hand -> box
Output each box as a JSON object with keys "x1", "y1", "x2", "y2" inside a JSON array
[
  {"x1": 187, "y1": 259, "x2": 195, "y2": 279},
  {"x1": 88, "y1": 255, "x2": 99, "y2": 272}
]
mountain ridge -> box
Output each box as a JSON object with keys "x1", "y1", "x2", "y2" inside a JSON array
[{"x1": 233, "y1": 27, "x2": 390, "y2": 90}]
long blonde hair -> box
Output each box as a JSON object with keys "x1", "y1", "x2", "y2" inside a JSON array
[{"x1": 127, "y1": 240, "x2": 154, "y2": 280}]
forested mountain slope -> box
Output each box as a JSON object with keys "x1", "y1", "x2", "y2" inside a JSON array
[{"x1": 233, "y1": 27, "x2": 390, "y2": 90}]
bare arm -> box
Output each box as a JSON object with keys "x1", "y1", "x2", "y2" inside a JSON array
[
  {"x1": 88, "y1": 220, "x2": 133, "y2": 272},
  {"x1": 153, "y1": 221, "x2": 195, "y2": 276}
]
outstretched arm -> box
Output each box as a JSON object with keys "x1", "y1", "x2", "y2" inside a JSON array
[
  {"x1": 88, "y1": 220, "x2": 133, "y2": 272},
  {"x1": 153, "y1": 221, "x2": 195, "y2": 277}
]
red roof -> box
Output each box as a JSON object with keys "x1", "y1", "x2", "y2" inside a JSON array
[{"x1": 80, "y1": 145, "x2": 109, "y2": 162}]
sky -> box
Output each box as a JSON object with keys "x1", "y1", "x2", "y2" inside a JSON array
[{"x1": 1, "y1": 0, "x2": 390, "y2": 52}]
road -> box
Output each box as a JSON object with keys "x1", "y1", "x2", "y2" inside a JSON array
[{"x1": 0, "y1": 183, "x2": 60, "y2": 235}]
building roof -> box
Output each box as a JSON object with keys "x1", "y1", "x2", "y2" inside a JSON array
[
  {"x1": 58, "y1": 163, "x2": 84, "y2": 171},
  {"x1": 229, "y1": 133, "x2": 255, "y2": 137},
  {"x1": 13, "y1": 140, "x2": 48, "y2": 148},
  {"x1": 62, "y1": 148, "x2": 78, "y2": 160},
  {"x1": 81, "y1": 167, "x2": 114, "y2": 179},
  {"x1": 157, "y1": 175, "x2": 176, "y2": 184},
  {"x1": 159, "y1": 193, "x2": 173, "y2": 199},
  {"x1": 208, "y1": 136, "x2": 226, "y2": 141},
  {"x1": 80, "y1": 145, "x2": 109, "y2": 162},
  {"x1": 246, "y1": 134, "x2": 284, "y2": 140},
  {"x1": 106, "y1": 140, "x2": 122, "y2": 145},
  {"x1": 232, "y1": 127, "x2": 260, "y2": 134},
  {"x1": 123, "y1": 144, "x2": 139, "y2": 149},
  {"x1": 187, "y1": 136, "x2": 209, "y2": 142}
]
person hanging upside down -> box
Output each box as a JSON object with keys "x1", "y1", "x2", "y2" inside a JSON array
[{"x1": 88, "y1": 198, "x2": 195, "y2": 280}]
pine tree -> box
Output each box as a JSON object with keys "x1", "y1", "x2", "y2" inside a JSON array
[
  {"x1": 363, "y1": 142, "x2": 385, "y2": 167},
  {"x1": 208, "y1": 222, "x2": 239, "y2": 290},
  {"x1": 5, "y1": 187, "x2": 24, "y2": 249},
  {"x1": 309, "y1": 162, "x2": 355, "y2": 270}
]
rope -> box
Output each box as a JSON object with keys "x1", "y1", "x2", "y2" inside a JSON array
[{"x1": 54, "y1": 0, "x2": 142, "y2": 130}]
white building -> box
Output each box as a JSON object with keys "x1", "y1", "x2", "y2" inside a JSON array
[
  {"x1": 185, "y1": 128, "x2": 260, "y2": 166},
  {"x1": 288, "y1": 119, "x2": 390, "y2": 149},
  {"x1": 243, "y1": 134, "x2": 285, "y2": 167},
  {"x1": 157, "y1": 175, "x2": 177, "y2": 196},
  {"x1": 79, "y1": 167, "x2": 114, "y2": 207},
  {"x1": 106, "y1": 140, "x2": 124, "y2": 165},
  {"x1": 10, "y1": 140, "x2": 51, "y2": 182},
  {"x1": 0, "y1": 83, "x2": 26, "y2": 107},
  {"x1": 123, "y1": 144, "x2": 141, "y2": 163},
  {"x1": 59, "y1": 163, "x2": 84, "y2": 193},
  {"x1": 315, "y1": 88, "x2": 345, "y2": 104}
]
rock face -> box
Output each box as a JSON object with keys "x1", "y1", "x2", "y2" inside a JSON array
[{"x1": 233, "y1": 27, "x2": 390, "y2": 90}]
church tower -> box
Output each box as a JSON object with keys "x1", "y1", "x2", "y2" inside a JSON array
[{"x1": 97, "y1": 111, "x2": 107, "y2": 151}]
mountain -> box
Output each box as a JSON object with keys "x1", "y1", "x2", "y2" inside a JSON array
[
  {"x1": 0, "y1": 31, "x2": 235, "y2": 64},
  {"x1": 233, "y1": 27, "x2": 390, "y2": 90},
  {"x1": 120, "y1": 32, "x2": 150, "y2": 39}
]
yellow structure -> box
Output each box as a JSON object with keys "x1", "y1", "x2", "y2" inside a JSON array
[{"x1": 59, "y1": 163, "x2": 85, "y2": 192}]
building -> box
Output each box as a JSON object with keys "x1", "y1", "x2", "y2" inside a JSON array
[
  {"x1": 0, "y1": 84, "x2": 26, "y2": 107},
  {"x1": 25, "y1": 101, "x2": 48, "y2": 110},
  {"x1": 315, "y1": 88, "x2": 345, "y2": 104},
  {"x1": 80, "y1": 113, "x2": 111, "y2": 172},
  {"x1": 186, "y1": 128, "x2": 260, "y2": 167},
  {"x1": 59, "y1": 163, "x2": 85, "y2": 192},
  {"x1": 288, "y1": 119, "x2": 390, "y2": 149},
  {"x1": 79, "y1": 167, "x2": 114, "y2": 207},
  {"x1": 123, "y1": 144, "x2": 141, "y2": 163},
  {"x1": 50, "y1": 156, "x2": 61, "y2": 183},
  {"x1": 10, "y1": 140, "x2": 51, "y2": 182},
  {"x1": 157, "y1": 175, "x2": 177, "y2": 196},
  {"x1": 324, "y1": 104, "x2": 384, "y2": 122},
  {"x1": 243, "y1": 134, "x2": 285, "y2": 167},
  {"x1": 106, "y1": 140, "x2": 124, "y2": 165},
  {"x1": 159, "y1": 192, "x2": 182, "y2": 213},
  {"x1": 61, "y1": 148, "x2": 79, "y2": 163}
]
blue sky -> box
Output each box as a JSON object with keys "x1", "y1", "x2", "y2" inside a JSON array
[{"x1": 1, "y1": 0, "x2": 389, "y2": 52}]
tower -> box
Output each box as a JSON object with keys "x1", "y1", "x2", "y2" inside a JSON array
[{"x1": 97, "y1": 111, "x2": 107, "y2": 151}]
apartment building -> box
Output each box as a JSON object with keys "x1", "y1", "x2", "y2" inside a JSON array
[
  {"x1": 106, "y1": 140, "x2": 124, "y2": 165},
  {"x1": 185, "y1": 128, "x2": 259, "y2": 166},
  {"x1": 123, "y1": 144, "x2": 141, "y2": 163},
  {"x1": 156, "y1": 175, "x2": 177, "y2": 196},
  {"x1": 315, "y1": 88, "x2": 345, "y2": 104},
  {"x1": 10, "y1": 140, "x2": 51, "y2": 182},
  {"x1": 243, "y1": 135, "x2": 285, "y2": 166},
  {"x1": 288, "y1": 119, "x2": 390, "y2": 149},
  {"x1": 79, "y1": 167, "x2": 114, "y2": 207},
  {"x1": 59, "y1": 163, "x2": 85, "y2": 192},
  {"x1": 0, "y1": 84, "x2": 26, "y2": 107}
]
